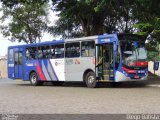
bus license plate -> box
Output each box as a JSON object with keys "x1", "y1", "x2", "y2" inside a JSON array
[{"x1": 134, "y1": 75, "x2": 139, "y2": 79}]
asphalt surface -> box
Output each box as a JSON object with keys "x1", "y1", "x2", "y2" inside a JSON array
[{"x1": 0, "y1": 78, "x2": 160, "y2": 115}]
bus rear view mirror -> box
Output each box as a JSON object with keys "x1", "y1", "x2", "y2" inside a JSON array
[{"x1": 153, "y1": 61, "x2": 159, "y2": 71}]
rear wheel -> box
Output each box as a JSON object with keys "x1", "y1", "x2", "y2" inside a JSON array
[
  {"x1": 85, "y1": 71, "x2": 97, "y2": 88},
  {"x1": 30, "y1": 72, "x2": 42, "y2": 86}
]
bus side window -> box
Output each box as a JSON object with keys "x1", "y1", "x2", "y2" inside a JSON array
[
  {"x1": 37, "y1": 47, "x2": 43, "y2": 59},
  {"x1": 55, "y1": 44, "x2": 64, "y2": 58},
  {"x1": 8, "y1": 49, "x2": 14, "y2": 62},
  {"x1": 26, "y1": 49, "x2": 30, "y2": 60},
  {"x1": 41, "y1": 46, "x2": 46, "y2": 59},
  {"x1": 14, "y1": 52, "x2": 19, "y2": 64},
  {"x1": 26, "y1": 47, "x2": 36, "y2": 60},
  {"x1": 81, "y1": 41, "x2": 95, "y2": 57},
  {"x1": 47, "y1": 46, "x2": 52, "y2": 59},
  {"x1": 31, "y1": 47, "x2": 36, "y2": 59},
  {"x1": 65, "y1": 42, "x2": 80, "y2": 58},
  {"x1": 51, "y1": 45, "x2": 55, "y2": 58},
  {"x1": 19, "y1": 52, "x2": 23, "y2": 64}
]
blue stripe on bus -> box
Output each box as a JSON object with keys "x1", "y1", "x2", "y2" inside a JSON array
[
  {"x1": 42, "y1": 60, "x2": 51, "y2": 80},
  {"x1": 48, "y1": 60, "x2": 59, "y2": 81}
]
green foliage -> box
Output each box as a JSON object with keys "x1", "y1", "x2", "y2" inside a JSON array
[
  {"x1": 0, "y1": 0, "x2": 48, "y2": 8},
  {"x1": 51, "y1": 0, "x2": 137, "y2": 38},
  {"x1": 133, "y1": 0, "x2": 160, "y2": 60},
  {"x1": 0, "y1": 1, "x2": 49, "y2": 43}
]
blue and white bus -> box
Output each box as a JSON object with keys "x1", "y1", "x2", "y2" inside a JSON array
[{"x1": 8, "y1": 34, "x2": 148, "y2": 88}]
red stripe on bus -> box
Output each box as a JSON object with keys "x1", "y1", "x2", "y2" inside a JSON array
[{"x1": 36, "y1": 61, "x2": 46, "y2": 81}]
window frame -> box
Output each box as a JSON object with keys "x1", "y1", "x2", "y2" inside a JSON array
[
  {"x1": 65, "y1": 42, "x2": 80, "y2": 58},
  {"x1": 81, "y1": 40, "x2": 95, "y2": 57}
]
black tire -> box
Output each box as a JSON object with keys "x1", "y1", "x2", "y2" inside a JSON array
[
  {"x1": 30, "y1": 72, "x2": 42, "y2": 86},
  {"x1": 52, "y1": 81, "x2": 64, "y2": 86},
  {"x1": 85, "y1": 71, "x2": 97, "y2": 88}
]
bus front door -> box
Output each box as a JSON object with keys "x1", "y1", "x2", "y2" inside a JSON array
[
  {"x1": 96, "y1": 43, "x2": 114, "y2": 81},
  {"x1": 14, "y1": 49, "x2": 23, "y2": 79}
]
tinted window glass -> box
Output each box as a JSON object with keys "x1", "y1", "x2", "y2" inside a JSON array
[
  {"x1": 8, "y1": 49, "x2": 13, "y2": 61},
  {"x1": 55, "y1": 44, "x2": 64, "y2": 58},
  {"x1": 14, "y1": 52, "x2": 19, "y2": 65},
  {"x1": 26, "y1": 44, "x2": 64, "y2": 60},
  {"x1": 19, "y1": 52, "x2": 23, "y2": 64},
  {"x1": 26, "y1": 47, "x2": 37, "y2": 60},
  {"x1": 65, "y1": 42, "x2": 80, "y2": 58},
  {"x1": 81, "y1": 41, "x2": 95, "y2": 57}
]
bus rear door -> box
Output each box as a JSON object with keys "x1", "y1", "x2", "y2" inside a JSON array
[
  {"x1": 14, "y1": 48, "x2": 24, "y2": 79},
  {"x1": 8, "y1": 48, "x2": 14, "y2": 79}
]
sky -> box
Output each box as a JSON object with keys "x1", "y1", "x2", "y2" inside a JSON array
[{"x1": 0, "y1": 2, "x2": 59, "y2": 56}]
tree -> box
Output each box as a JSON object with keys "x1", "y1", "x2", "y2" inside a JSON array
[
  {"x1": 133, "y1": 0, "x2": 160, "y2": 60},
  {"x1": 50, "y1": 0, "x2": 137, "y2": 38},
  {"x1": 0, "y1": 0, "x2": 48, "y2": 8},
  {"x1": 51, "y1": 0, "x2": 105, "y2": 37},
  {"x1": 0, "y1": 0, "x2": 49, "y2": 43}
]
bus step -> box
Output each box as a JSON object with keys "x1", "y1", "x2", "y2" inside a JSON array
[
  {"x1": 98, "y1": 80, "x2": 112, "y2": 82},
  {"x1": 103, "y1": 75, "x2": 114, "y2": 77},
  {"x1": 103, "y1": 70, "x2": 113, "y2": 74},
  {"x1": 103, "y1": 75, "x2": 109, "y2": 80}
]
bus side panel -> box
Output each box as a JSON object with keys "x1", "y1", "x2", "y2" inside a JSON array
[
  {"x1": 23, "y1": 60, "x2": 37, "y2": 81},
  {"x1": 65, "y1": 57, "x2": 95, "y2": 81},
  {"x1": 23, "y1": 59, "x2": 65, "y2": 81},
  {"x1": 23, "y1": 60, "x2": 49, "y2": 81},
  {"x1": 49, "y1": 59, "x2": 65, "y2": 81}
]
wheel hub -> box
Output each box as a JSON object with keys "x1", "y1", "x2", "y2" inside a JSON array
[
  {"x1": 31, "y1": 75, "x2": 36, "y2": 83},
  {"x1": 88, "y1": 75, "x2": 94, "y2": 84}
]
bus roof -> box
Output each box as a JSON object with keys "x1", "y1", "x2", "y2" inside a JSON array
[
  {"x1": 8, "y1": 33, "x2": 143, "y2": 49},
  {"x1": 8, "y1": 39, "x2": 64, "y2": 49}
]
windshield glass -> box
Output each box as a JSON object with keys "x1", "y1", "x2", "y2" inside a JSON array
[{"x1": 120, "y1": 40, "x2": 147, "y2": 67}]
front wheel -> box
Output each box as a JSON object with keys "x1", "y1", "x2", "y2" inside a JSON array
[
  {"x1": 30, "y1": 72, "x2": 42, "y2": 86},
  {"x1": 85, "y1": 71, "x2": 97, "y2": 88}
]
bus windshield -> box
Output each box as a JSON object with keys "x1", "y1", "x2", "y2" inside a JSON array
[{"x1": 120, "y1": 40, "x2": 147, "y2": 68}]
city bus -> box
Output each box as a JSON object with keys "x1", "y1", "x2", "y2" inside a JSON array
[{"x1": 8, "y1": 33, "x2": 148, "y2": 88}]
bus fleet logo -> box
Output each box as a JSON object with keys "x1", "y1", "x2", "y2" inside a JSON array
[
  {"x1": 55, "y1": 60, "x2": 64, "y2": 66},
  {"x1": 66, "y1": 59, "x2": 73, "y2": 65},
  {"x1": 75, "y1": 59, "x2": 80, "y2": 64}
]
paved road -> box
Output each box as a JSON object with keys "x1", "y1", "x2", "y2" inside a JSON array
[{"x1": 0, "y1": 79, "x2": 160, "y2": 114}]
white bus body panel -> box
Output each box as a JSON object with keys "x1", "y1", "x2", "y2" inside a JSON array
[
  {"x1": 65, "y1": 57, "x2": 95, "y2": 81},
  {"x1": 50, "y1": 59, "x2": 65, "y2": 81}
]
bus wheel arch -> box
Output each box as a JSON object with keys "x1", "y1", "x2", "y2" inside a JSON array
[
  {"x1": 29, "y1": 71, "x2": 42, "y2": 86},
  {"x1": 83, "y1": 69, "x2": 97, "y2": 88}
]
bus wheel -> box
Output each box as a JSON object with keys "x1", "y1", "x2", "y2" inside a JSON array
[
  {"x1": 30, "y1": 72, "x2": 41, "y2": 86},
  {"x1": 85, "y1": 71, "x2": 97, "y2": 88}
]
